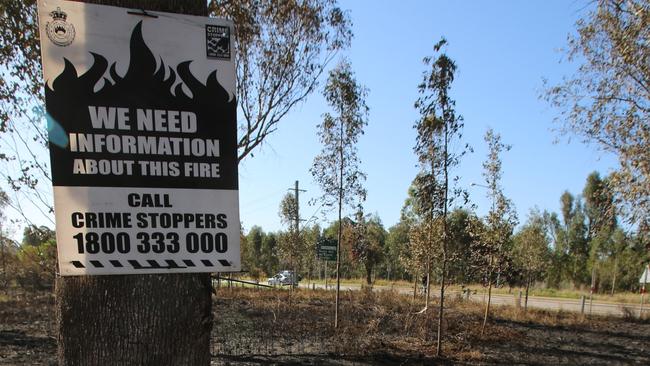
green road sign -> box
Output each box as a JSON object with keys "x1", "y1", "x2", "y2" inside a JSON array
[{"x1": 316, "y1": 237, "x2": 337, "y2": 261}]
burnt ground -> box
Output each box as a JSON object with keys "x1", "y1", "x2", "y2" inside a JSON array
[
  {"x1": 1, "y1": 289, "x2": 649, "y2": 365},
  {"x1": 0, "y1": 292, "x2": 56, "y2": 366},
  {"x1": 479, "y1": 317, "x2": 650, "y2": 365}
]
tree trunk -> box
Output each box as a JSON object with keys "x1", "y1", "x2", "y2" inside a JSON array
[
  {"x1": 481, "y1": 257, "x2": 494, "y2": 335},
  {"x1": 482, "y1": 277, "x2": 493, "y2": 334},
  {"x1": 436, "y1": 253, "x2": 446, "y2": 351},
  {"x1": 387, "y1": 263, "x2": 391, "y2": 282},
  {"x1": 435, "y1": 110, "x2": 450, "y2": 357},
  {"x1": 57, "y1": 275, "x2": 212, "y2": 365},
  {"x1": 413, "y1": 271, "x2": 418, "y2": 301},
  {"x1": 611, "y1": 257, "x2": 618, "y2": 296},
  {"x1": 524, "y1": 274, "x2": 530, "y2": 311},
  {"x1": 289, "y1": 261, "x2": 295, "y2": 305},
  {"x1": 334, "y1": 119, "x2": 344, "y2": 329},
  {"x1": 425, "y1": 260, "x2": 430, "y2": 309},
  {"x1": 307, "y1": 264, "x2": 312, "y2": 288},
  {"x1": 57, "y1": 1, "x2": 211, "y2": 365},
  {"x1": 365, "y1": 264, "x2": 372, "y2": 286}
]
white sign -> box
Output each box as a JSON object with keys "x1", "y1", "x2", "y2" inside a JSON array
[
  {"x1": 37, "y1": 0, "x2": 240, "y2": 275},
  {"x1": 640, "y1": 265, "x2": 650, "y2": 284}
]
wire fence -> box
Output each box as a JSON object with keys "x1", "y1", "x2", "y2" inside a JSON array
[{"x1": 209, "y1": 284, "x2": 344, "y2": 365}]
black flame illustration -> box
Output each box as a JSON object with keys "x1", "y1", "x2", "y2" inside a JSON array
[
  {"x1": 46, "y1": 21, "x2": 238, "y2": 190},
  {"x1": 46, "y1": 21, "x2": 234, "y2": 110}
]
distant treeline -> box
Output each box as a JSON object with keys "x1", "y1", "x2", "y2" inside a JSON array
[{"x1": 240, "y1": 171, "x2": 648, "y2": 293}]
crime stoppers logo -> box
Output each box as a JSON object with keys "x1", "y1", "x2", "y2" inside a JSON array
[
  {"x1": 206, "y1": 25, "x2": 230, "y2": 59},
  {"x1": 46, "y1": 7, "x2": 75, "y2": 47}
]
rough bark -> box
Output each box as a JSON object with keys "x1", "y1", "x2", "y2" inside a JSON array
[
  {"x1": 56, "y1": 1, "x2": 212, "y2": 365},
  {"x1": 56, "y1": 274, "x2": 212, "y2": 365}
]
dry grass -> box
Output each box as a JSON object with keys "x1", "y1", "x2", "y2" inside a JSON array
[
  {"x1": 212, "y1": 285, "x2": 650, "y2": 364},
  {"x1": 211, "y1": 286, "x2": 528, "y2": 363}
]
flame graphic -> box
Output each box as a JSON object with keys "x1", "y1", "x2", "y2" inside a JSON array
[{"x1": 45, "y1": 21, "x2": 238, "y2": 190}]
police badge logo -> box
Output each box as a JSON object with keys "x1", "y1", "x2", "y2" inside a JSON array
[{"x1": 46, "y1": 7, "x2": 75, "y2": 47}]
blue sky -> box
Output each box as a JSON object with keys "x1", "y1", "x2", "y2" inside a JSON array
[{"x1": 237, "y1": 0, "x2": 618, "y2": 233}]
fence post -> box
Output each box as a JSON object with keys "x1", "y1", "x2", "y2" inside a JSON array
[
  {"x1": 580, "y1": 295, "x2": 586, "y2": 315},
  {"x1": 640, "y1": 289, "x2": 645, "y2": 319}
]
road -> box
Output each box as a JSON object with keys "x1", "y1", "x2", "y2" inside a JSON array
[{"x1": 299, "y1": 282, "x2": 645, "y2": 317}]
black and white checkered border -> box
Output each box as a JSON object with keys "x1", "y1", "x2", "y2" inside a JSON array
[{"x1": 70, "y1": 259, "x2": 232, "y2": 270}]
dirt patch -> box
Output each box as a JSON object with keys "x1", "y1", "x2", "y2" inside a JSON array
[{"x1": 1, "y1": 288, "x2": 649, "y2": 365}]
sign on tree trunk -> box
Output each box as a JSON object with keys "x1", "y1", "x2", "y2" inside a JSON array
[{"x1": 37, "y1": 0, "x2": 240, "y2": 275}]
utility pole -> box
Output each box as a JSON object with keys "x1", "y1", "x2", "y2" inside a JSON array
[
  {"x1": 289, "y1": 180, "x2": 305, "y2": 287},
  {"x1": 291, "y1": 180, "x2": 306, "y2": 234}
]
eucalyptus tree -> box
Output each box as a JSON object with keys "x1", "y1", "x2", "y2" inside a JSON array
[
  {"x1": 583, "y1": 172, "x2": 617, "y2": 296},
  {"x1": 350, "y1": 212, "x2": 385, "y2": 285},
  {"x1": 411, "y1": 39, "x2": 469, "y2": 356},
  {"x1": 244, "y1": 226, "x2": 265, "y2": 276},
  {"x1": 384, "y1": 220, "x2": 410, "y2": 281},
  {"x1": 446, "y1": 208, "x2": 476, "y2": 285},
  {"x1": 311, "y1": 60, "x2": 368, "y2": 328},
  {"x1": 513, "y1": 212, "x2": 550, "y2": 311},
  {"x1": 606, "y1": 228, "x2": 628, "y2": 294},
  {"x1": 583, "y1": 172, "x2": 616, "y2": 240},
  {"x1": 260, "y1": 232, "x2": 279, "y2": 276},
  {"x1": 544, "y1": 0, "x2": 650, "y2": 226},
  {"x1": 541, "y1": 210, "x2": 567, "y2": 288},
  {"x1": 474, "y1": 128, "x2": 517, "y2": 333},
  {"x1": 300, "y1": 224, "x2": 322, "y2": 284},
  {"x1": 558, "y1": 192, "x2": 590, "y2": 287}
]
